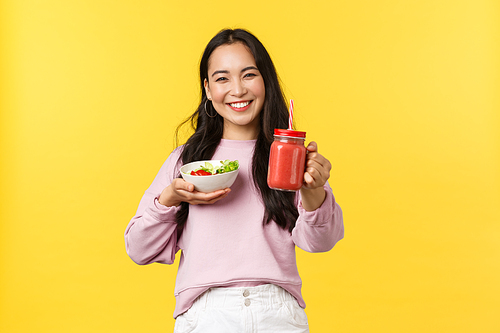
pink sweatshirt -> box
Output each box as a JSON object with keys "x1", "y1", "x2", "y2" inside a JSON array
[{"x1": 124, "y1": 139, "x2": 344, "y2": 318}]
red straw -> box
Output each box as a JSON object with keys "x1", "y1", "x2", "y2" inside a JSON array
[{"x1": 288, "y1": 99, "x2": 294, "y2": 130}]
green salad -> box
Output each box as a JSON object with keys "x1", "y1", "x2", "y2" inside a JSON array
[{"x1": 188, "y1": 160, "x2": 239, "y2": 176}]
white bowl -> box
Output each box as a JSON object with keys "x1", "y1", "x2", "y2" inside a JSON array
[{"x1": 180, "y1": 160, "x2": 239, "y2": 193}]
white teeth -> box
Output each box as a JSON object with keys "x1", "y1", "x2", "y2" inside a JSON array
[{"x1": 230, "y1": 101, "x2": 250, "y2": 108}]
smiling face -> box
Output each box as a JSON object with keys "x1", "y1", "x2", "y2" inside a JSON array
[{"x1": 204, "y1": 42, "x2": 266, "y2": 140}]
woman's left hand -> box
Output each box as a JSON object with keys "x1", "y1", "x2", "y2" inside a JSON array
[
  {"x1": 300, "y1": 141, "x2": 332, "y2": 211},
  {"x1": 302, "y1": 141, "x2": 332, "y2": 189}
]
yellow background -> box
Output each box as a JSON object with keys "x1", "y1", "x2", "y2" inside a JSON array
[{"x1": 1, "y1": 0, "x2": 499, "y2": 332}]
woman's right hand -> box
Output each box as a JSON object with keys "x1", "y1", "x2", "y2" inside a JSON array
[{"x1": 157, "y1": 178, "x2": 230, "y2": 207}]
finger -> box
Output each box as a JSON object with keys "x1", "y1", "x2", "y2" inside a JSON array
[
  {"x1": 190, "y1": 190, "x2": 225, "y2": 201},
  {"x1": 303, "y1": 171, "x2": 328, "y2": 189},
  {"x1": 306, "y1": 155, "x2": 324, "y2": 168},
  {"x1": 189, "y1": 192, "x2": 229, "y2": 205},
  {"x1": 190, "y1": 188, "x2": 231, "y2": 205},
  {"x1": 304, "y1": 166, "x2": 325, "y2": 185},
  {"x1": 203, "y1": 191, "x2": 231, "y2": 204},
  {"x1": 306, "y1": 153, "x2": 331, "y2": 171},
  {"x1": 306, "y1": 141, "x2": 318, "y2": 152},
  {"x1": 303, "y1": 172, "x2": 316, "y2": 188},
  {"x1": 173, "y1": 178, "x2": 194, "y2": 193},
  {"x1": 306, "y1": 157, "x2": 331, "y2": 172},
  {"x1": 304, "y1": 160, "x2": 331, "y2": 187}
]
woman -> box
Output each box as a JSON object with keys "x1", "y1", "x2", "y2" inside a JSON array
[{"x1": 125, "y1": 28, "x2": 344, "y2": 332}]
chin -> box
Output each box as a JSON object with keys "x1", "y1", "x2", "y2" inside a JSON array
[{"x1": 226, "y1": 116, "x2": 258, "y2": 128}]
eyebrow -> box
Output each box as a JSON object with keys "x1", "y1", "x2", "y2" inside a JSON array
[{"x1": 211, "y1": 66, "x2": 259, "y2": 77}]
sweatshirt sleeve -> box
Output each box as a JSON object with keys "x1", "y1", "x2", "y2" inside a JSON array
[
  {"x1": 291, "y1": 182, "x2": 344, "y2": 253},
  {"x1": 124, "y1": 148, "x2": 183, "y2": 265}
]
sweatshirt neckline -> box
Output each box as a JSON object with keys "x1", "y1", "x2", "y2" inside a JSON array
[{"x1": 219, "y1": 139, "x2": 257, "y2": 149}]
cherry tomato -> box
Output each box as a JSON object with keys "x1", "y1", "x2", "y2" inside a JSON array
[{"x1": 190, "y1": 170, "x2": 212, "y2": 176}]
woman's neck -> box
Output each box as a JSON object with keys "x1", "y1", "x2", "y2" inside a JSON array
[{"x1": 222, "y1": 124, "x2": 260, "y2": 140}]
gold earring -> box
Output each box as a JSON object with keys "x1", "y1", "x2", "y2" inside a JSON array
[{"x1": 204, "y1": 100, "x2": 216, "y2": 118}]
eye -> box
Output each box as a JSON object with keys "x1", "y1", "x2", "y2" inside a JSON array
[
  {"x1": 244, "y1": 73, "x2": 257, "y2": 78},
  {"x1": 215, "y1": 77, "x2": 228, "y2": 82}
]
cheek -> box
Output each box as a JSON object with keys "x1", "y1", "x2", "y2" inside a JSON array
[
  {"x1": 210, "y1": 87, "x2": 226, "y2": 103},
  {"x1": 253, "y1": 79, "x2": 266, "y2": 99}
]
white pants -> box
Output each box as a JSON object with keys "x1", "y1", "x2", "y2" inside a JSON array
[{"x1": 173, "y1": 284, "x2": 310, "y2": 333}]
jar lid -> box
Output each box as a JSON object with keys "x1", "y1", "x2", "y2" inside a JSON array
[{"x1": 274, "y1": 129, "x2": 306, "y2": 138}]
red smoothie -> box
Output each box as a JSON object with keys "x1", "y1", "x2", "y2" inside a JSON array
[{"x1": 267, "y1": 129, "x2": 306, "y2": 191}]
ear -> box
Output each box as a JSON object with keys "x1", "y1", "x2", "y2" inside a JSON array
[{"x1": 204, "y1": 78, "x2": 212, "y2": 100}]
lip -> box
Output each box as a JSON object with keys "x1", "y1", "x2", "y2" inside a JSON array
[{"x1": 227, "y1": 100, "x2": 253, "y2": 112}]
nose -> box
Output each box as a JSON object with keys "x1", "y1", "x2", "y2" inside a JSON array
[{"x1": 230, "y1": 79, "x2": 247, "y2": 97}]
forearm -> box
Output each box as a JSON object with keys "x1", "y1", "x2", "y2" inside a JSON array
[
  {"x1": 125, "y1": 195, "x2": 180, "y2": 265},
  {"x1": 124, "y1": 149, "x2": 184, "y2": 264},
  {"x1": 293, "y1": 187, "x2": 344, "y2": 252}
]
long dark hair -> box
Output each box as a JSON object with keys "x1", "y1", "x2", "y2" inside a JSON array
[{"x1": 175, "y1": 28, "x2": 298, "y2": 232}]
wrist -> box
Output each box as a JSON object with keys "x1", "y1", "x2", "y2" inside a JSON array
[
  {"x1": 300, "y1": 186, "x2": 326, "y2": 211},
  {"x1": 158, "y1": 186, "x2": 182, "y2": 207},
  {"x1": 158, "y1": 197, "x2": 181, "y2": 207}
]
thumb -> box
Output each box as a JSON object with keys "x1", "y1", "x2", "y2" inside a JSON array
[
  {"x1": 306, "y1": 141, "x2": 318, "y2": 152},
  {"x1": 175, "y1": 178, "x2": 194, "y2": 192},
  {"x1": 183, "y1": 181, "x2": 195, "y2": 192}
]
